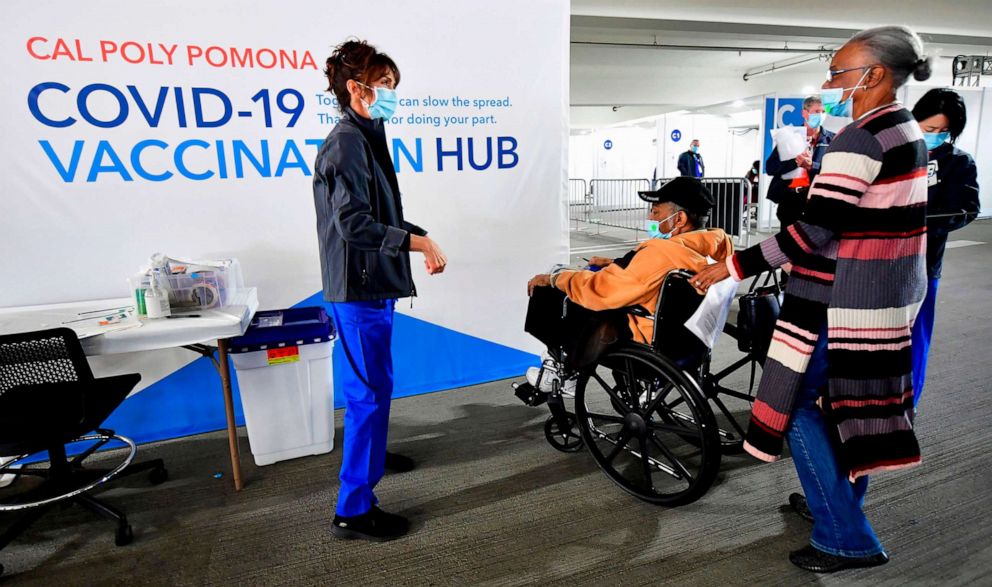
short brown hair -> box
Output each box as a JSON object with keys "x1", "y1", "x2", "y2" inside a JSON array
[{"x1": 323, "y1": 39, "x2": 400, "y2": 112}]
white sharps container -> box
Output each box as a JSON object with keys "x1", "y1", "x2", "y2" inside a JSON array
[{"x1": 229, "y1": 307, "x2": 336, "y2": 466}]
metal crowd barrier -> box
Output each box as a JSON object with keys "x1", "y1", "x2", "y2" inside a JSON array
[
  {"x1": 569, "y1": 177, "x2": 751, "y2": 246},
  {"x1": 701, "y1": 177, "x2": 751, "y2": 247},
  {"x1": 568, "y1": 179, "x2": 590, "y2": 229},
  {"x1": 587, "y1": 179, "x2": 652, "y2": 234}
]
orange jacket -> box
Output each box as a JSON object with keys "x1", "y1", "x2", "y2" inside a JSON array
[{"x1": 554, "y1": 229, "x2": 734, "y2": 344}]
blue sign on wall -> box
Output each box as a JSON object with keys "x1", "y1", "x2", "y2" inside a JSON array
[
  {"x1": 671, "y1": 129, "x2": 682, "y2": 142},
  {"x1": 603, "y1": 139, "x2": 613, "y2": 150}
]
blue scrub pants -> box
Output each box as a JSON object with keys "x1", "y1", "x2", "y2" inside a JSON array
[
  {"x1": 911, "y1": 278, "x2": 940, "y2": 408},
  {"x1": 786, "y1": 325, "x2": 884, "y2": 558},
  {"x1": 329, "y1": 299, "x2": 395, "y2": 517}
]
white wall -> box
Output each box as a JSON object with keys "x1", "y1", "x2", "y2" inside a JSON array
[
  {"x1": 568, "y1": 133, "x2": 597, "y2": 182},
  {"x1": 981, "y1": 89, "x2": 992, "y2": 218},
  {"x1": 656, "y1": 114, "x2": 722, "y2": 177},
  {"x1": 729, "y1": 127, "x2": 761, "y2": 180},
  {"x1": 569, "y1": 112, "x2": 764, "y2": 182},
  {"x1": 653, "y1": 113, "x2": 761, "y2": 180},
  {"x1": 569, "y1": 126, "x2": 656, "y2": 181}
]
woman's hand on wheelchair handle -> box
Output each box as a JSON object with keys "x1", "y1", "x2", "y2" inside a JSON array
[
  {"x1": 528, "y1": 274, "x2": 551, "y2": 296},
  {"x1": 693, "y1": 262, "x2": 731, "y2": 293}
]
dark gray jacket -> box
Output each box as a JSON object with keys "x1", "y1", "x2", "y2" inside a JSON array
[
  {"x1": 313, "y1": 108, "x2": 426, "y2": 302},
  {"x1": 925, "y1": 142, "x2": 980, "y2": 278}
]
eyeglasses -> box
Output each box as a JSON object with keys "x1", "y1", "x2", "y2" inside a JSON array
[{"x1": 825, "y1": 64, "x2": 877, "y2": 83}]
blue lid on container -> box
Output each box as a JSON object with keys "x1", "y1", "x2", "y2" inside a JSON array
[{"x1": 229, "y1": 306, "x2": 335, "y2": 353}]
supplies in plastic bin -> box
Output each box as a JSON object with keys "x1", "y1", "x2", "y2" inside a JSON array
[{"x1": 130, "y1": 254, "x2": 244, "y2": 315}]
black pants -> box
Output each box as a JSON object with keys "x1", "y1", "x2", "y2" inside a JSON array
[{"x1": 524, "y1": 287, "x2": 629, "y2": 370}]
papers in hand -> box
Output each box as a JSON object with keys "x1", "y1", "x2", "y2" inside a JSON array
[
  {"x1": 772, "y1": 126, "x2": 808, "y2": 180},
  {"x1": 61, "y1": 306, "x2": 142, "y2": 339},
  {"x1": 684, "y1": 278, "x2": 738, "y2": 349}
]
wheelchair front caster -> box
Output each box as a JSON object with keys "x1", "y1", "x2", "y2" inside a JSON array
[
  {"x1": 115, "y1": 523, "x2": 133, "y2": 546},
  {"x1": 544, "y1": 415, "x2": 584, "y2": 453},
  {"x1": 149, "y1": 466, "x2": 169, "y2": 485}
]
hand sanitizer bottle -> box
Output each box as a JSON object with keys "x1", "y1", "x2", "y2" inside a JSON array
[{"x1": 145, "y1": 268, "x2": 172, "y2": 318}]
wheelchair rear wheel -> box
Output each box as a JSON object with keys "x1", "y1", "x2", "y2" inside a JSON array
[{"x1": 574, "y1": 344, "x2": 721, "y2": 506}]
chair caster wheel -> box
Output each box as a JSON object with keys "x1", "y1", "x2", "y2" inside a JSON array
[
  {"x1": 115, "y1": 523, "x2": 133, "y2": 546},
  {"x1": 149, "y1": 466, "x2": 169, "y2": 485},
  {"x1": 545, "y1": 415, "x2": 584, "y2": 453}
]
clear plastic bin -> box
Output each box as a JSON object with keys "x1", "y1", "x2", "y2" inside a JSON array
[
  {"x1": 229, "y1": 307, "x2": 336, "y2": 466},
  {"x1": 130, "y1": 258, "x2": 243, "y2": 314}
]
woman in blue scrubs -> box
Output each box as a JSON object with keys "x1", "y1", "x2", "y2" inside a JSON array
[
  {"x1": 911, "y1": 88, "x2": 980, "y2": 408},
  {"x1": 313, "y1": 40, "x2": 447, "y2": 541}
]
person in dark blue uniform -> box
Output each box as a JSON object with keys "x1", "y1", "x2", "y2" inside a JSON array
[
  {"x1": 313, "y1": 40, "x2": 448, "y2": 541},
  {"x1": 911, "y1": 88, "x2": 980, "y2": 407},
  {"x1": 677, "y1": 139, "x2": 705, "y2": 177}
]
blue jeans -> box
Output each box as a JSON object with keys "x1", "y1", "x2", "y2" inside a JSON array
[
  {"x1": 911, "y1": 277, "x2": 940, "y2": 407},
  {"x1": 786, "y1": 325, "x2": 884, "y2": 557},
  {"x1": 329, "y1": 299, "x2": 395, "y2": 517}
]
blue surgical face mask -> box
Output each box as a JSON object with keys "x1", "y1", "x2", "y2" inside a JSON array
[
  {"x1": 806, "y1": 113, "x2": 823, "y2": 129},
  {"x1": 646, "y1": 212, "x2": 679, "y2": 239},
  {"x1": 358, "y1": 82, "x2": 398, "y2": 120},
  {"x1": 923, "y1": 131, "x2": 950, "y2": 151},
  {"x1": 821, "y1": 68, "x2": 871, "y2": 118},
  {"x1": 690, "y1": 145, "x2": 699, "y2": 153}
]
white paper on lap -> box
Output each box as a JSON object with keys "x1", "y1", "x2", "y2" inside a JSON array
[{"x1": 684, "y1": 278, "x2": 738, "y2": 349}]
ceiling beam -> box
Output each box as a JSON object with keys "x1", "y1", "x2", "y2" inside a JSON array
[{"x1": 571, "y1": 15, "x2": 992, "y2": 48}]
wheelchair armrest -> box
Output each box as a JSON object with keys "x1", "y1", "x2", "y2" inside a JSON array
[{"x1": 624, "y1": 305, "x2": 654, "y2": 319}]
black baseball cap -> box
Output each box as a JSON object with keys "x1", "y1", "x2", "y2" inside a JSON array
[{"x1": 638, "y1": 177, "x2": 715, "y2": 216}]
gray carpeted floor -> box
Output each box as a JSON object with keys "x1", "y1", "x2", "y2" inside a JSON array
[{"x1": 3, "y1": 221, "x2": 991, "y2": 586}]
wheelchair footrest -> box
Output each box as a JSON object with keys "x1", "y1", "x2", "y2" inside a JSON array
[{"x1": 512, "y1": 382, "x2": 549, "y2": 407}]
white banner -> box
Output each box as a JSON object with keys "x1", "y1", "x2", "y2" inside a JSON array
[{"x1": 1, "y1": 1, "x2": 569, "y2": 401}]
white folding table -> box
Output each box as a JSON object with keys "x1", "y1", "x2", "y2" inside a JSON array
[{"x1": 0, "y1": 289, "x2": 259, "y2": 491}]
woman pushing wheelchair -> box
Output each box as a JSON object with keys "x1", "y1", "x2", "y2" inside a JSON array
[{"x1": 694, "y1": 25, "x2": 930, "y2": 574}]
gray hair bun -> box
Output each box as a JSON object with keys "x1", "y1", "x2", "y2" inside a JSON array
[
  {"x1": 850, "y1": 25, "x2": 930, "y2": 88},
  {"x1": 914, "y1": 56, "x2": 932, "y2": 81}
]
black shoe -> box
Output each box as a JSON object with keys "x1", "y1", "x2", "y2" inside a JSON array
[
  {"x1": 331, "y1": 506, "x2": 409, "y2": 542},
  {"x1": 789, "y1": 492, "x2": 815, "y2": 523},
  {"x1": 789, "y1": 545, "x2": 889, "y2": 573},
  {"x1": 384, "y1": 451, "x2": 415, "y2": 473}
]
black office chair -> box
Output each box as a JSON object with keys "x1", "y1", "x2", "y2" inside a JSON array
[{"x1": 0, "y1": 328, "x2": 168, "y2": 576}]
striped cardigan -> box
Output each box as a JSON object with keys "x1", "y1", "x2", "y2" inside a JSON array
[{"x1": 728, "y1": 103, "x2": 928, "y2": 481}]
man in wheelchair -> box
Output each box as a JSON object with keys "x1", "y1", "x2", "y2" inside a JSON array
[
  {"x1": 517, "y1": 176, "x2": 737, "y2": 506},
  {"x1": 525, "y1": 176, "x2": 734, "y2": 380}
]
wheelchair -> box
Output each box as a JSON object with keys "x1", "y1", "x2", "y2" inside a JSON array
[{"x1": 514, "y1": 269, "x2": 781, "y2": 506}]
